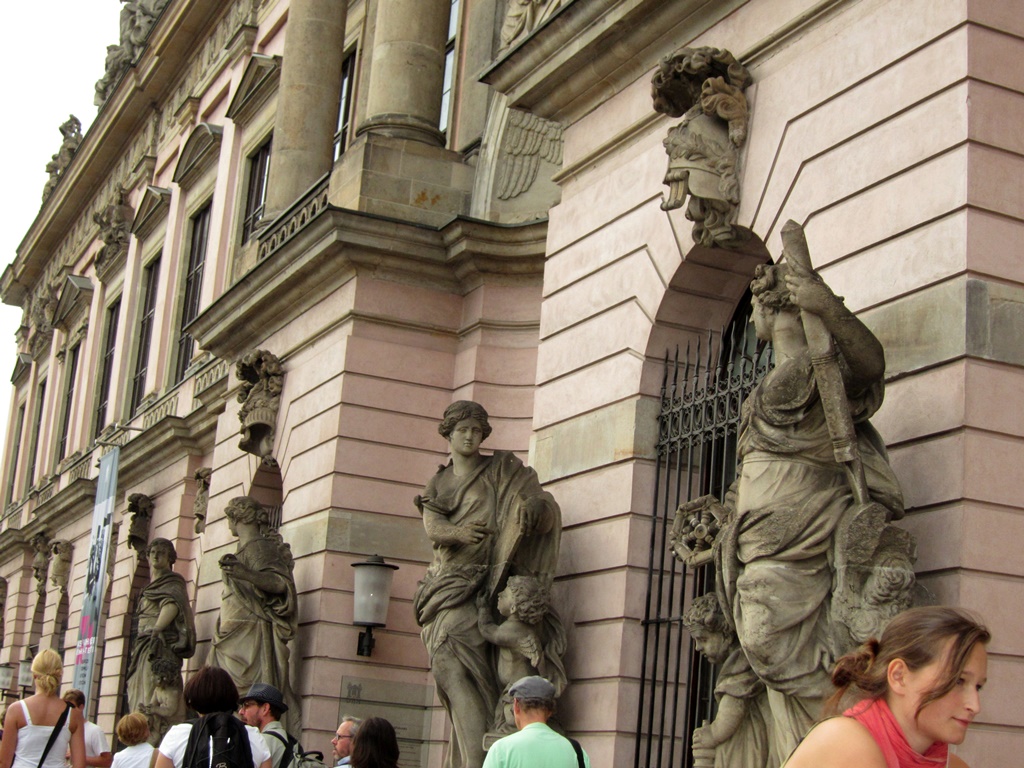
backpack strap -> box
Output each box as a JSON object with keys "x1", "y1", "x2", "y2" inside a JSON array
[
  {"x1": 36, "y1": 703, "x2": 72, "y2": 768},
  {"x1": 264, "y1": 730, "x2": 293, "y2": 768},
  {"x1": 566, "y1": 737, "x2": 585, "y2": 768},
  {"x1": 182, "y1": 716, "x2": 208, "y2": 768}
]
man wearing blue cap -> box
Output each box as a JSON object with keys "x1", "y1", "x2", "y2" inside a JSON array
[
  {"x1": 239, "y1": 683, "x2": 292, "y2": 768},
  {"x1": 482, "y1": 676, "x2": 590, "y2": 768}
]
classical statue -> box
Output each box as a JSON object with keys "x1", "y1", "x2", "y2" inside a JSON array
[
  {"x1": 42, "y1": 155, "x2": 61, "y2": 202},
  {"x1": 208, "y1": 496, "x2": 299, "y2": 730},
  {"x1": 57, "y1": 116, "x2": 83, "y2": 172},
  {"x1": 413, "y1": 400, "x2": 566, "y2": 768},
  {"x1": 236, "y1": 349, "x2": 285, "y2": 459},
  {"x1": 126, "y1": 538, "x2": 196, "y2": 745},
  {"x1": 95, "y1": 44, "x2": 133, "y2": 107},
  {"x1": 49, "y1": 541, "x2": 73, "y2": 594},
  {"x1": 669, "y1": 222, "x2": 916, "y2": 767},
  {"x1": 651, "y1": 47, "x2": 752, "y2": 247},
  {"x1": 192, "y1": 467, "x2": 212, "y2": 534}
]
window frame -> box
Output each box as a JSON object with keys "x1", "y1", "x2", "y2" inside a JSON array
[
  {"x1": 55, "y1": 343, "x2": 81, "y2": 463},
  {"x1": 130, "y1": 257, "x2": 162, "y2": 416},
  {"x1": 333, "y1": 50, "x2": 358, "y2": 160},
  {"x1": 93, "y1": 298, "x2": 121, "y2": 439},
  {"x1": 174, "y1": 204, "x2": 211, "y2": 383},
  {"x1": 241, "y1": 137, "x2": 273, "y2": 243}
]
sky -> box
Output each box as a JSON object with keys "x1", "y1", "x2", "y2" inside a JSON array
[{"x1": 0, "y1": 2, "x2": 123, "y2": 457}]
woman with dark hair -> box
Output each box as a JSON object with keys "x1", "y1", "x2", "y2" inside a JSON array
[
  {"x1": 348, "y1": 718, "x2": 398, "y2": 768},
  {"x1": 785, "y1": 606, "x2": 989, "y2": 768},
  {"x1": 0, "y1": 649, "x2": 85, "y2": 768},
  {"x1": 153, "y1": 667, "x2": 270, "y2": 768}
]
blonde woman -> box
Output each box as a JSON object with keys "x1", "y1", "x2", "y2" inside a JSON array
[{"x1": 0, "y1": 649, "x2": 85, "y2": 768}]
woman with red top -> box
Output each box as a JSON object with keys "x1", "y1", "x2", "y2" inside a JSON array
[{"x1": 786, "y1": 607, "x2": 989, "y2": 768}]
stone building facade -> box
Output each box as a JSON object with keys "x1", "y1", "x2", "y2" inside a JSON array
[{"x1": 1, "y1": 1, "x2": 1021, "y2": 766}]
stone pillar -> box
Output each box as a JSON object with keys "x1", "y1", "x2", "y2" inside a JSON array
[
  {"x1": 263, "y1": 0, "x2": 348, "y2": 218},
  {"x1": 358, "y1": 0, "x2": 450, "y2": 145}
]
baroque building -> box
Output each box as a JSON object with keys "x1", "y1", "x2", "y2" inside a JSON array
[{"x1": 1, "y1": 1, "x2": 1022, "y2": 766}]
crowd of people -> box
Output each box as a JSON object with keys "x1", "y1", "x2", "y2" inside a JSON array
[{"x1": 0, "y1": 602, "x2": 990, "y2": 768}]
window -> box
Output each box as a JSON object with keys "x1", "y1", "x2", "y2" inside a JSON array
[
  {"x1": 131, "y1": 258, "x2": 161, "y2": 415},
  {"x1": 333, "y1": 52, "x2": 357, "y2": 159},
  {"x1": 94, "y1": 299, "x2": 121, "y2": 438},
  {"x1": 175, "y1": 205, "x2": 210, "y2": 383},
  {"x1": 56, "y1": 344, "x2": 80, "y2": 462},
  {"x1": 242, "y1": 139, "x2": 272, "y2": 243},
  {"x1": 25, "y1": 381, "x2": 45, "y2": 493},
  {"x1": 438, "y1": 0, "x2": 460, "y2": 135},
  {"x1": 5, "y1": 404, "x2": 25, "y2": 505}
]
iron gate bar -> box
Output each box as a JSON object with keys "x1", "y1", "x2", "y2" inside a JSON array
[{"x1": 635, "y1": 298, "x2": 771, "y2": 768}]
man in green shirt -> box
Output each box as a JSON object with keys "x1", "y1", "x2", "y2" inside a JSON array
[{"x1": 482, "y1": 677, "x2": 590, "y2": 768}]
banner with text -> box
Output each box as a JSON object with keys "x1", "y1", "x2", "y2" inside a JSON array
[{"x1": 73, "y1": 447, "x2": 119, "y2": 716}]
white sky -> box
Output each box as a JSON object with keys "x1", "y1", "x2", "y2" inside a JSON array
[{"x1": 0, "y1": 2, "x2": 123, "y2": 457}]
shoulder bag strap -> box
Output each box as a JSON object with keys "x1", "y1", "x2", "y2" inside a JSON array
[
  {"x1": 566, "y1": 737, "x2": 585, "y2": 768},
  {"x1": 35, "y1": 702, "x2": 72, "y2": 768},
  {"x1": 265, "y1": 731, "x2": 289, "y2": 747}
]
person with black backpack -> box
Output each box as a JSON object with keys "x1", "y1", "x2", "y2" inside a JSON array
[{"x1": 153, "y1": 667, "x2": 270, "y2": 768}]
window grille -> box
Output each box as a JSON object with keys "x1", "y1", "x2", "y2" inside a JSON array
[
  {"x1": 242, "y1": 139, "x2": 272, "y2": 242},
  {"x1": 635, "y1": 296, "x2": 772, "y2": 768},
  {"x1": 333, "y1": 53, "x2": 357, "y2": 159},
  {"x1": 131, "y1": 258, "x2": 161, "y2": 415},
  {"x1": 175, "y1": 205, "x2": 210, "y2": 383},
  {"x1": 94, "y1": 299, "x2": 121, "y2": 438},
  {"x1": 439, "y1": 0, "x2": 459, "y2": 135},
  {"x1": 5, "y1": 404, "x2": 25, "y2": 505},
  {"x1": 25, "y1": 381, "x2": 45, "y2": 493},
  {"x1": 56, "y1": 344, "x2": 80, "y2": 462}
]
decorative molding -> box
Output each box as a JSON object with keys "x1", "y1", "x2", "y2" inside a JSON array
[
  {"x1": 11, "y1": 353, "x2": 33, "y2": 385},
  {"x1": 226, "y1": 54, "x2": 282, "y2": 126},
  {"x1": 193, "y1": 357, "x2": 229, "y2": 401},
  {"x1": 171, "y1": 123, "x2": 224, "y2": 189},
  {"x1": 29, "y1": 530, "x2": 51, "y2": 595},
  {"x1": 132, "y1": 185, "x2": 173, "y2": 241},
  {"x1": 142, "y1": 392, "x2": 179, "y2": 429},
  {"x1": 257, "y1": 175, "x2": 331, "y2": 261},
  {"x1": 49, "y1": 540, "x2": 73, "y2": 594},
  {"x1": 496, "y1": 109, "x2": 563, "y2": 201},
  {"x1": 52, "y1": 275, "x2": 94, "y2": 333},
  {"x1": 193, "y1": 467, "x2": 212, "y2": 535},
  {"x1": 126, "y1": 493, "x2": 154, "y2": 555}
]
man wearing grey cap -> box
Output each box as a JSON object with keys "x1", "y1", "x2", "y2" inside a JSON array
[
  {"x1": 482, "y1": 676, "x2": 590, "y2": 768},
  {"x1": 239, "y1": 683, "x2": 292, "y2": 768}
]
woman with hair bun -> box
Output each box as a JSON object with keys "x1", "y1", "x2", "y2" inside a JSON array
[
  {"x1": 785, "y1": 606, "x2": 989, "y2": 768},
  {"x1": 0, "y1": 648, "x2": 85, "y2": 768}
]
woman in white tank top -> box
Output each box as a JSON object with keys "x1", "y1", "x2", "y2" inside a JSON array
[{"x1": 0, "y1": 649, "x2": 85, "y2": 768}]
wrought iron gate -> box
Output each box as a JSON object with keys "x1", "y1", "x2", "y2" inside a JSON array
[{"x1": 634, "y1": 297, "x2": 772, "y2": 768}]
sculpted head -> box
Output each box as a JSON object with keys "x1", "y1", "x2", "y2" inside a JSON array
[
  {"x1": 683, "y1": 594, "x2": 733, "y2": 665},
  {"x1": 438, "y1": 401, "x2": 492, "y2": 441},
  {"x1": 750, "y1": 263, "x2": 795, "y2": 313},
  {"x1": 225, "y1": 496, "x2": 269, "y2": 528},
  {"x1": 147, "y1": 538, "x2": 177, "y2": 568}
]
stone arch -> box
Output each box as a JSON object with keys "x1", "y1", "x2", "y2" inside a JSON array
[{"x1": 644, "y1": 229, "x2": 770, "y2": 365}]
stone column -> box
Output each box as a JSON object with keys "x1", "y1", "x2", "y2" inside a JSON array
[
  {"x1": 358, "y1": 0, "x2": 450, "y2": 146},
  {"x1": 263, "y1": 0, "x2": 348, "y2": 218}
]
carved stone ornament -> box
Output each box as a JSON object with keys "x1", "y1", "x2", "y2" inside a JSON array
[
  {"x1": 30, "y1": 531, "x2": 52, "y2": 595},
  {"x1": 236, "y1": 349, "x2": 284, "y2": 459},
  {"x1": 95, "y1": 0, "x2": 172, "y2": 108},
  {"x1": 94, "y1": 189, "x2": 135, "y2": 274},
  {"x1": 499, "y1": 0, "x2": 568, "y2": 51},
  {"x1": 41, "y1": 116, "x2": 82, "y2": 203},
  {"x1": 193, "y1": 468, "x2": 212, "y2": 534},
  {"x1": 652, "y1": 47, "x2": 752, "y2": 247},
  {"x1": 413, "y1": 401, "x2": 567, "y2": 766},
  {"x1": 49, "y1": 540, "x2": 74, "y2": 594},
  {"x1": 670, "y1": 223, "x2": 917, "y2": 768},
  {"x1": 127, "y1": 493, "x2": 155, "y2": 555},
  {"x1": 496, "y1": 109, "x2": 563, "y2": 201}
]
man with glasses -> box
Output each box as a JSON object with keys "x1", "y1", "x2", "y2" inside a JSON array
[
  {"x1": 331, "y1": 717, "x2": 361, "y2": 767},
  {"x1": 239, "y1": 683, "x2": 291, "y2": 768}
]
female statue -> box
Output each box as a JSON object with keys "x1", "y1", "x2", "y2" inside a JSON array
[
  {"x1": 207, "y1": 497, "x2": 299, "y2": 731},
  {"x1": 126, "y1": 539, "x2": 195, "y2": 744},
  {"x1": 413, "y1": 401, "x2": 563, "y2": 768}
]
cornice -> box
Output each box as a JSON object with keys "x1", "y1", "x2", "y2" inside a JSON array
[{"x1": 190, "y1": 207, "x2": 548, "y2": 360}]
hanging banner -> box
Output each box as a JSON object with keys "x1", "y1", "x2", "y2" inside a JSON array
[{"x1": 73, "y1": 447, "x2": 119, "y2": 716}]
